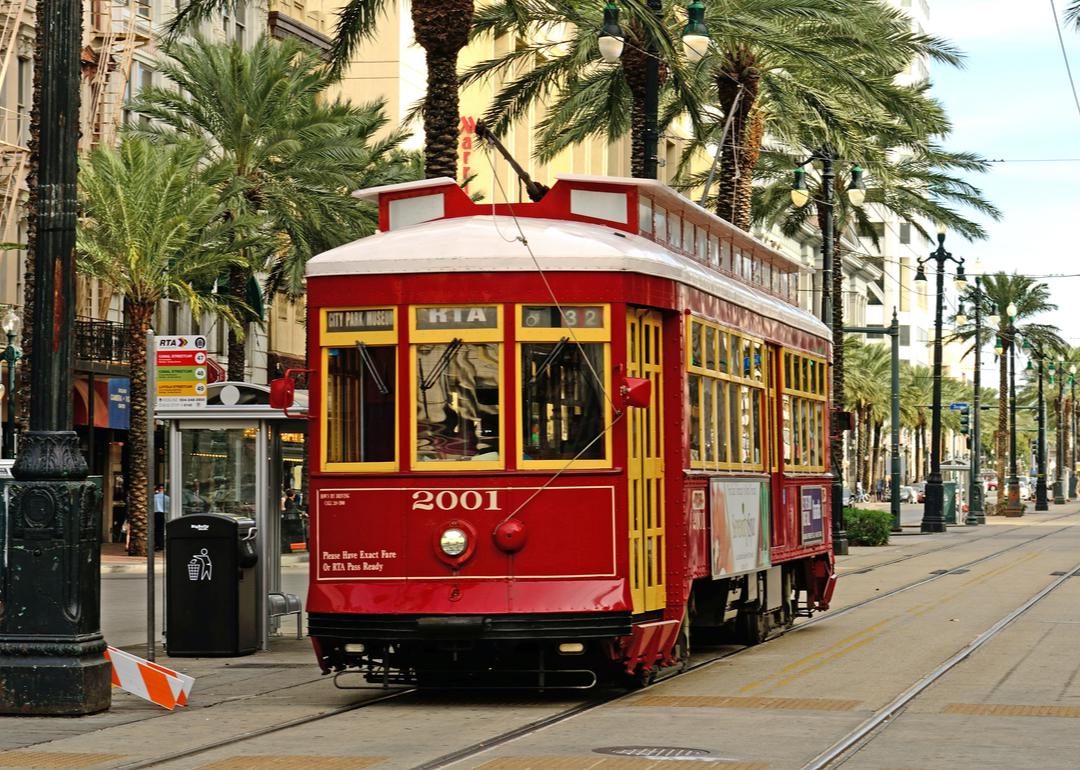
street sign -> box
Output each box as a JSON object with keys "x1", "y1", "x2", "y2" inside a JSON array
[
  {"x1": 155, "y1": 335, "x2": 208, "y2": 409},
  {"x1": 949, "y1": 402, "x2": 969, "y2": 411}
]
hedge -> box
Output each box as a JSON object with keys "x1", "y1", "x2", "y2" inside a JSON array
[{"x1": 843, "y1": 507, "x2": 892, "y2": 546}]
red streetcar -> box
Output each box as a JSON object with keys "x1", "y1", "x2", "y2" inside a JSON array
[{"x1": 287, "y1": 174, "x2": 837, "y2": 687}]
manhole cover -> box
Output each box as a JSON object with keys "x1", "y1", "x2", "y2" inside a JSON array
[{"x1": 594, "y1": 747, "x2": 716, "y2": 760}]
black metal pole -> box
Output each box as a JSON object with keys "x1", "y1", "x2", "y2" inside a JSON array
[
  {"x1": 1072, "y1": 377, "x2": 1078, "y2": 500},
  {"x1": 0, "y1": 0, "x2": 109, "y2": 714},
  {"x1": 642, "y1": 0, "x2": 660, "y2": 179},
  {"x1": 967, "y1": 281, "x2": 984, "y2": 524},
  {"x1": 1036, "y1": 356, "x2": 1048, "y2": 511},
  {"x1": 889, "y1": 310, "x2": 901, "y2": 530},
  {"x1": 3, "y1": 331, "x2": 15, "y2": 459},
  {"x1": 921, "y1": 239, "x2": 948, "y2": 532},
  {"x1": 1054, "y1": 369, "x2": 1065, "y2": 504},
  {"x1": 819, "y1": 149, "x2": 833, "y2": 327},
  {"x1": 1006, "y1": 327, "x2": 1021, "y2": 515}
]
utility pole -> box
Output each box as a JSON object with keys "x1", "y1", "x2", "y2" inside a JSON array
[{"x1": 0, "y1": 0, "x2": 110, "y2": 714}]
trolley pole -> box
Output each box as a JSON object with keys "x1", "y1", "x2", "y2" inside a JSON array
[
  {"x1": 844, "y1": 309, "x2": 901, "y2": 531},
  {"x1": 1054, "y1": 364, "x2": 1066, "y2": 505},
  {"x1": 1035, "y1": 355, "x2": 1048, "y2": 512}
]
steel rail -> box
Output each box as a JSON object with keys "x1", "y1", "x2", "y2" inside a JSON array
[
  {"x1": 801, "y1": 560, "x2": 1080, "y2": 770},
  {"x1": 104, "y1": 511, "x2": 1080, "y2": 770}
]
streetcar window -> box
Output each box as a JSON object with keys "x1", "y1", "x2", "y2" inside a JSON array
[
  {"x1": 639, "y1": 197, "x2": 653, "y2": 234},
  {"x1": 689, "y1": 375, "x2": 701, "y2": 462},
  {"x1": 520, "y1": 342, "x2": 605, "y2": 462},
  {"x1": 691, "y1": 323, "x2": 703, "y2": 367},
  {"x1": 668, "y1": 213, "x2": 682, "y2": 249},
  {"x1": 654, "y1": 206, "x2": 667, "y2": 244},
  {"x1": 781, "y1": 350, "x2": 828, "y2": 472},
  {"x1": 696, "y1": 226, "x2": 708, "y2": 262},
  {"x1": 704, "y1": 325, "x2": 716, "y2": 370},
  {"x1": 415, "y1": 342, "x2": 500, "y2": 463},
  {"x1": 326, "y1": 345, "x2": 396, "y2": 465},
  {"x1": 720, "y1": 239, "x2": 731, "y2": 272},
  {"x1": 683, "y1": 219, "x2": 695, "y2": 254},
  {"x1": 718, "y1": 332, "x2": 728, "y2": 374},
  {"x1": 709, "y1": 234, "x2": 720, "y2": 268},
  {"x1": 702, "y1": 378, "x2": 715, "y2": 464}
]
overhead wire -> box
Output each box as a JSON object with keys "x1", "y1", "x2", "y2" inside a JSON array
[{"x1": 1049, "y1": 0, "x2": 1080, "y2": 125}]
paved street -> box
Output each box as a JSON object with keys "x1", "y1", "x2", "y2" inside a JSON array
[{"x1": 3, "y1": 507, "x2": 1080, "y2": 769}]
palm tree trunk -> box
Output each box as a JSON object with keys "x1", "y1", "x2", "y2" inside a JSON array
[
  {"x1": 413, "y1": 0, "x2": 473, "y2": 182},
  {"x1": 623, "y1": 45, "x2": 648, "y2": 179},
  {"x1": 914, "y1": 428, "x2": 922, "y2": 482},
  {"x1": 859, "y1": 406, "x2": 871, "y2": 489},
  {"x1": 872, "y1": 420, "x2": 883, "y2": 491},
  {"x1": 731, "y1": 106, "x2": 765, "y2": 230},
  {"x1": 713, "y1": 57, "x2": 760, "y2": 227},
  {"x1": 226, "y1": 264, "x2": 247, "y2": 381},
  {"x1": 126, "y1": 300, "x2": 154, "y2": 557}
]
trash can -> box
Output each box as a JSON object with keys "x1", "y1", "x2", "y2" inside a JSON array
[
  {"x1": 166, "y1": 513, "x2": 258, "y2": 656},
  {"x1": 943, "y1": 481, "x2": 957, "y2": 525}
]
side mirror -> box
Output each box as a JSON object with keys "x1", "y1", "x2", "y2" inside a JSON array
[{"x1": 621, "y1": 376, "x2": 652, "y2": 409}]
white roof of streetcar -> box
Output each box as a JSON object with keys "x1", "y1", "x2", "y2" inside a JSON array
[{"x1": 308, "y1": 176, "x2": 829, "y2": 339}]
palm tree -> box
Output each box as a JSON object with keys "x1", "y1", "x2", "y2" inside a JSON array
[
  {"x1": 1066, "y1": 2, "x2": 1080, "y2": 28},
  {"x1": 464, "y1": 0, "x2": 960, "y2": 204},
  {"x1": 170, "y1": 0, "x2": 467, "y2": 179},
  {"x1": 900, "y1": 363, "x2": 934, "y2": 482},
  {"x1": 843, "y1": 337, "x2": 889, "y2": 491},
  {"x1": 128, "y1": 35, "x2": 417, "y2": 379},
  {"x1": 951, "y1": 273, "x2": 1065, "y2": 512},
  {"x1": 77, "y1": 139, "x2": 248, "y2": 556}
]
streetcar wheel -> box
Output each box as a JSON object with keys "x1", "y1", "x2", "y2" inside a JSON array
[{"x1": 738, "y1": 601, "x2": 770, "y2": 646}]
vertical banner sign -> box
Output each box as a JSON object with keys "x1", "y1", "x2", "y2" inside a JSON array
[
  {"x1": 155, "y1": 336, "x2": 209, "y2": 409},
  {"x1": 709, "y1": 479, "x2": 771, "y2": 579},
  {"x1": 800, "y1": 485, "x2": 825, "y2": 545}
]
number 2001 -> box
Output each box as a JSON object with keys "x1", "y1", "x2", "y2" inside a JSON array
[{"x1": 411, "y1": 490, "x2": 500, "y2": 511}]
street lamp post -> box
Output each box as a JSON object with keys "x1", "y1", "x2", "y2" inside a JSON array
[
  {"x1": 1005, "y1": 309, "x2": 1022, "y2": 516},
  {"x1": 791, "y1": 151, "x2": 865, "y2": 555},
  {"x1": 1071, "y1": 367, "x2": 1078, "y2": 500},
  {"x1": 0, "y1": 0, "x2": 110, "y2": 714},
  {"x1": 1, "y1": 308, "x2": 21, "y2": 459},
  {"x1": 1034, "y1": 353, "x2": 1048, "y2": 511},
  {"x1": 1054, "y1": 360, "x2": 1066, "y2": 505},
  {"x1": 957, "y1": 278, "x2": 984, "y2": 525},
  {"x1": 598, "y1": 0, "x2": 709, "y2": 180},
  {"x1": 914, "y1": 224, "x2": 966, "y2": 532}
]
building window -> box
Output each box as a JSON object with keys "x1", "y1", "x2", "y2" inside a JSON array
[
  {"x1": 900, "y1": 222, "x2": 911, "y2": 244},
  {"x1": 900, "y1": 325, "x2": 911, "y2": 346}
]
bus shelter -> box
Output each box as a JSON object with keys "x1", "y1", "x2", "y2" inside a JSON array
[{"x1": 156, "y1": 381, "x2": 308, "y2": 649}]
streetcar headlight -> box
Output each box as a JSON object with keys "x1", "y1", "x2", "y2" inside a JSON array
[{"x1": 440, "y1": 528, "x2": 468, "y2": 557}]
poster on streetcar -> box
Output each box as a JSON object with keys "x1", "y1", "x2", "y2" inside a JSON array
[
  {"x1": 800, "y1": 485, "x2": 825, "y2": 545},
  {"x1": 155, "y1": 335, "x2": 208, "y2": 409},
  {"x1": 710, "y1": 478, "x2": 770, "y2": 579}
]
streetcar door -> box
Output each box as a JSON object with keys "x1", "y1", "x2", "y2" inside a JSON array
[{"x1": 627, "y1": 308, "x2": 665, "y2": 614}]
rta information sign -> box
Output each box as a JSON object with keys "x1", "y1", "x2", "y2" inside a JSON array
[{"x1": 155, "y1": 335, "x2": 208, "y2": 409}]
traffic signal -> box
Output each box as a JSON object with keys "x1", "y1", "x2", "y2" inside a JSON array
[{"x1": 960, "y1": 406, "x2": 970, "y2": 435}]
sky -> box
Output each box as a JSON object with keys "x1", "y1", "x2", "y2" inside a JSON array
[{"x1": 931, "y1": 0, "x2": 1080, "y2": 346}]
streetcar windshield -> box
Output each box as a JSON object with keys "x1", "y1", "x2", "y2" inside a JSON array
[
  {"x1": 521, "y1": 342, "x2": 606, "y2": 461},
  {"x1": 415, "y1": 342, "x2": 500, "y2": 462}
]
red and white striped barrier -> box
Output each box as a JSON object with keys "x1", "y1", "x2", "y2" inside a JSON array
[{"x1": 105, "y1": 646, "x2": 194, "y2": 710}]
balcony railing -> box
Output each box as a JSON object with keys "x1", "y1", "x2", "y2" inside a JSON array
[{"x1": 75, "y1": 317, "x2": 128, "y2": 364}]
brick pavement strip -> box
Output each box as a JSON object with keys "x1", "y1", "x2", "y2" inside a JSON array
[
  {"x1": 195, "y1": 757, "x2": 385, "y2": 770},
  {"x1": 0, "y1": 752, "x2": 125, "y2": 769}
]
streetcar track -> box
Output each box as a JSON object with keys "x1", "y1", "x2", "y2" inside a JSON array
[
  {"x1": 803, "y1": 559, "x2": 1080, "y2": 769},
  {"x1": 102, "y1": 510, "x2": 1080, "y2": 770}
]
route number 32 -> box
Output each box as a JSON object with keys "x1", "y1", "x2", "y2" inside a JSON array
[{"x1": 411, "y1": 490, "x2": 500, "y2": 511}]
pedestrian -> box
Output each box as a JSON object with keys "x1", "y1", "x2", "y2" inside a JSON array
[
  {"x1": 875, "y1": 477, "x2": 885, "y2": 502},
  {"x1": 153, "y1": 483, "x2": 169, "y2": 551}
]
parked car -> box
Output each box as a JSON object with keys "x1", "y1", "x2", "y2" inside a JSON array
[
  {"x1": 912, "y1": 481, "x2": 927, "y2": 503},
  {"x1": 899, "y1": 485, "x2": 917, "y2": 503},
  {"x1": 981, "y1": 471, "x2": 998, "y2": 491}
]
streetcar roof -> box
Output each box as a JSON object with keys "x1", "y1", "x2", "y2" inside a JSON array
[{"x1": 308, "y1": 213, "x2": 828, "y2": 338}]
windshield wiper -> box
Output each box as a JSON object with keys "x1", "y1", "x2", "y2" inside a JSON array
[
  {"x1": 530, "y1": 337, "x2": 570, "y2": 384},
  {"x1": 355, "y1": 342, "x2": 390, "y2": 395},
  {"x1": 420, "y1": 338, "x2": 463, "y2": 390}
]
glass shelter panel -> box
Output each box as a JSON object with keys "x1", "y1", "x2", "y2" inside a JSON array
[{"x1": 181, "y1": 428, "x2": 257, "y2": 517}]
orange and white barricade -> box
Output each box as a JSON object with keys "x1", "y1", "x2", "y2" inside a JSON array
[{"x1": 105, "y1": 646, "x2": 194, "y2": 710}]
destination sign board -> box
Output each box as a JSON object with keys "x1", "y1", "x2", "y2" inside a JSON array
[
  {"x1": 415, "y1": 306, "x2": 498, "y2": 330},
  {"x1": 522, "y1": 305, "x2": 605, "y2": 329},
  {"x1": 155, "y1": 335, "x2": 208, "y2": 409},
  {"x1": 325, "y1": 308, "x2": 394, "y2": 334}
]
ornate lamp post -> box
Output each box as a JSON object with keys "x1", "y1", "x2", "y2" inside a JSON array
[
  {"x1": 1, "y1": 308, "x2": 21, "y2": 459},
  {"x1": 1004, "y1": 304, "x2": 1022, "y2": 516},
  {"x1": 1070, "y1": 365, "x2": 1078, "y2": 500},
  {"x1": 0, "y1": 0, "x2": 109, "y2": 714},
  {"x1": 1053, "y1": 360, "x2": 1067, "y2": 505},
  {"x1": 598, "y1": 0, "x2": 710, "y2": 179},
  {"x1": 791, "y1": 153, "x2": 865, "y2": 555},
  {"x1": 914, "y1": 223, "x2": 966, "y2": 532},
  {"x1": 1030, "y1": 348, "x2": 1048, "y2": 512},
  {"x1": 956, "y1": 270, "x2": 985, "y2": 525}
]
